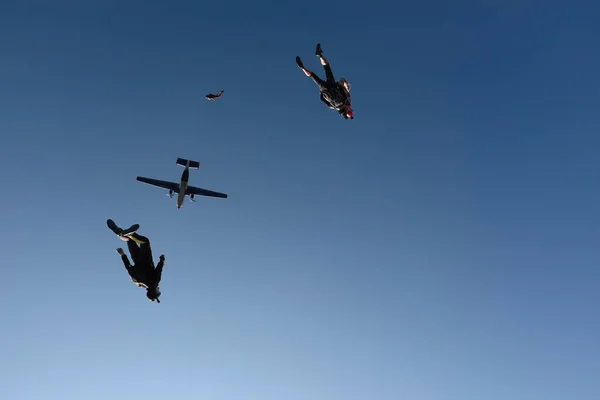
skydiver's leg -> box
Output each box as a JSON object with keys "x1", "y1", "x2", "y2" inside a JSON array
[
  {"x1": 128, "y1": 232, "x2": 149, "y2": 245},
  {"x1": 129, "y1": 233, "x2": 155, "y2": 264},
  {"x1": 127, "y1": 239, "x2": 141, "y2": 261},
  {"x1": 315, "y1": 43, "x2": 335, "y2": 84},
  {"x1": 296, "y1": 56, "x2": 327, "y2": 89},
  {"x1": 141, "y1": 243, "x2": 154, "y2": 264}
]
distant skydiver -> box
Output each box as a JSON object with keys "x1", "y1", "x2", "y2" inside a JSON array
[
  {"x1": 106, "y1": 219, "x2": 165, "y2": 303},
  {"x1": 296, "y1": 43, "x2": 353, "y2": 119},
  {"x1": 205, "y1": 90, "x2": 224, "y2": 101}
]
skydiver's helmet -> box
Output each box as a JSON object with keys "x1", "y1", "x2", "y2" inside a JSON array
[
  {"x1": 147, "y1": 286, "x2": 161, "y2": 303},
  {"x1": 345, "y1": 107, "x2": 354, "y2": 119},
  {"x1": 339, "y1": 105, "x2": 353, "y2": 119}
]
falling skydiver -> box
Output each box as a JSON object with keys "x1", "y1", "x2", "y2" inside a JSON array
[
  {"x1": 205, "y1": 90, "x2": 224, "y2": 101},
  {"x1": 106, "y1": 219, "x2": 165, "y2": 303},
  {"x1": 296, "y1": 43, "x2": 353, "y2": 119}
]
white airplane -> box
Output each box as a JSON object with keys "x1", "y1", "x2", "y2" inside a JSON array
[{"x1": 136, "y1": 158, "x2": 228, "y2": 209}]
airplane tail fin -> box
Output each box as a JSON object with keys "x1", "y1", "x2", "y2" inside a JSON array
[{"x1": 176, "y1": 158, "x2": 200, "y2": 169}]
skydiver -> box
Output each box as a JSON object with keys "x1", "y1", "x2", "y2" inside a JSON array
[
  {"x1": 296, "y1": 43, "x2": 353, "y2": 119},
  {"x1": 106, "y1": 219, "x2": 165, "y2": 303},
  {"x1": 205, "y1": 90, "x2": 224, "y2": 101}
]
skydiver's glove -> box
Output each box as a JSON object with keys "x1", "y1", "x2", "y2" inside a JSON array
[{"x1": 159, "y1": 254, "x2": 165, "y2": 262}]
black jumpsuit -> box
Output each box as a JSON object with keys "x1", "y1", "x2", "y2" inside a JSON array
[
  {"x1": 307, "y1": 62, "x2": 351, "y2": 111},
  {"x1": 120, "y1": 233, "x2": 164, "y2": 289}
]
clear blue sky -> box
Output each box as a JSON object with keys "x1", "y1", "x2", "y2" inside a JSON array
[{"x1": 1, "y1": 1, "x2": 599, "y2": 399}]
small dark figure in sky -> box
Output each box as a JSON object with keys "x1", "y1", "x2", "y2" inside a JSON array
[
  {"x1": 205, "y1": 90, "x2": 224, "y2": 101},
  {"x1": 296, "y1": 43, "x2": 353, "y2": 119},
  {"x1": 107, "y1": 219, "x2": 165, "y2": 303}
]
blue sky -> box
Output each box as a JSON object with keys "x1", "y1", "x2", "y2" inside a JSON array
[{"x1": 1, "y1": 1, "x2": 599, "y2": 399}]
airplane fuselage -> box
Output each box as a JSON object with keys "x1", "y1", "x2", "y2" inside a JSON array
[{"x1": 176, "y1": 167, "x2": 190, "y2": 208}]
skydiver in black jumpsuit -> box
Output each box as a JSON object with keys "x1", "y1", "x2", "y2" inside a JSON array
[
  {"x1": 107, "y1": 219, "x2": 165, "y2": 303},
  {"x1": 296, "y1": 43, "x2": 354, "y2": 119}
]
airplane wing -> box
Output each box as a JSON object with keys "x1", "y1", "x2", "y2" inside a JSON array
[
  {"x1": 136, "y1": 177, "x2": 180, "y2": 193},
  {"x1": 186, "y1": 185, "x2": 228, "y2": 198}
]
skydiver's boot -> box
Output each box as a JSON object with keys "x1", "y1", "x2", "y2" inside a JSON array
[
  {"x1": 315, "y1": 43, "x2": 323, "y2": 57},
  {"x1": 296, "y1": 56, "x2": 304, "y2": 69},
  {"x1": 107, "y1": 219, "x2": 139, "y2": 241}
]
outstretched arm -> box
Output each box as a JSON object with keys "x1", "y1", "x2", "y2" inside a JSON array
[
  {"x1": 117, "y1": 248, "x2": 131, "y2": 270},
  {"x1": 343, "y1": 86, "x2": 351, "y2": 102},
  {"x1": 155, "y1": 254, "x2": 165, "y2": 282}
]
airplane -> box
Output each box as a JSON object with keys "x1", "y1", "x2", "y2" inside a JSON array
[{"x1": 136, "y1": 158, "x2": 228, "y2": 209}]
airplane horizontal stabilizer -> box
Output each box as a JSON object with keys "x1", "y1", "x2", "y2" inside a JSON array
[{"x1": 176, "y1": 158, "x2": 200, "y2": 169}]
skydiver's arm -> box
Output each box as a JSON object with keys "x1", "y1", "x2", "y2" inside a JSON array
[
  {"x1": 155, "y1": 255, "x2": 165, "y2": 283},
  {"x1": 121, "y1": 255, "x2": 132, "y2": 270},
  {"x1": 320, "y1": 93, "x2": 333, "y2": 108},
  {"x1": 117, "y1": 249, "x2": 132, "y2": 270}
]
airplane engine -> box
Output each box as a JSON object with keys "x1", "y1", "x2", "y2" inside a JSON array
[
  {"x1": 190, "y1": 193, "x2": 196, "y2": 202},
  {"x1": 168, "y1": 189, "x2": 173, "y2": 198}
]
